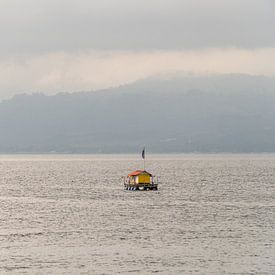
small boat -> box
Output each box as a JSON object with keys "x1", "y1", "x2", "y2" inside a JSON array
[
  {"x1": 123, "y1": 147, "x2": 158, "y2": 191},
  {"x1": 123, "y1": 170, "x2": 158, "y2": 191}
]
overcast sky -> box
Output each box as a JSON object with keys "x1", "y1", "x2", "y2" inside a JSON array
[{"x1": 0, "y1": 0, "x2": 274, "y2": 99}]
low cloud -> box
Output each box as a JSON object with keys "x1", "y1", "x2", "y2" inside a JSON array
[{"x1": 1, "y1": 47, "x2": 275, "y2": 99}]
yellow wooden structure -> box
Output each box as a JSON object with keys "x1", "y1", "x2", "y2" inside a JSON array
[
  {"x1": 128, "y1": 170, "x2": 151, "y2": 184},
  {"x1": 124, "y1": 170, "x2": 158, "y2": 191}
]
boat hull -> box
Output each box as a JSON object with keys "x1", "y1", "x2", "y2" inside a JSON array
[{"x1": 124, "y1": 183, "x2": 158, "y2": 191}]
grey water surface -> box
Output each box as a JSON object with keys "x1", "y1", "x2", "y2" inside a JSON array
[{"x1": 0, "y1": 154, "x2": 274, "y2": 274}]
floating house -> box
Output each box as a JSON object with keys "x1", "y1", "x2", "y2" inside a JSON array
[
  {"x1": 124, "y1": 170, "x2": 158, "y2": 191},
  {"x1": 123, "y1": 147, "x2": 158, "y2": 191}
]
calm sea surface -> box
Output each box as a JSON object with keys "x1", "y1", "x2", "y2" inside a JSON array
[{"x1": 0, "y1": 154, "x2": 274, "y2": 274}]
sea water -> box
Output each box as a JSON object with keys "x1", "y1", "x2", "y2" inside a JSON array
[{"x1": 0, "y1": 154, "x2": 274, "y2": 274}]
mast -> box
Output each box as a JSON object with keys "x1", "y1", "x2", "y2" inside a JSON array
[{"x1": 142, "y1": 147, "x2": 145, "y2": 171}]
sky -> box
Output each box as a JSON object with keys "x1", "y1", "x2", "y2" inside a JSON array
[{"x1": 0, "y1": 0, "x2": 274, "y2": 99}]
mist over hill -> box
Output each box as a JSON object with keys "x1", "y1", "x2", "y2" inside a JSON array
[{"x1": 1, "y1": 74, "x2": 275, "y2": 153}]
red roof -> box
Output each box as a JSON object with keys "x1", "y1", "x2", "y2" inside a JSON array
[{"x1": 127, "y1": 170, "x2": 152, "y2": 177}]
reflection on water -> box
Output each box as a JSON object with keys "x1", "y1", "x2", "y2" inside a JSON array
[{"x1": 0, "y1": 154, "x2": 274, "y2": 274}]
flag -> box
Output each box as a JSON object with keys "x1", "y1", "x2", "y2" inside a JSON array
[{"x1": 142, "y1": 147, "x2": 145, "y2": 159}]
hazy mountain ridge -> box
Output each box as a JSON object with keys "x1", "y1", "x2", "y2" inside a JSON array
[{"x1": 1, "y1": 74, "x2": 275, "y2": 153}]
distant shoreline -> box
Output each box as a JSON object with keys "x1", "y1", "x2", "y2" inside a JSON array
[{"x1": 1, "y1": 152, "x2": 275, "y2": 155}]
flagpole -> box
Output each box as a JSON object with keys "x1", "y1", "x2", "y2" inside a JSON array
[
  {"x1": 144, "y1": 156, "x2": 145, "y2": 171},
  {"x1": 142, "y1": 147, "x2": 145, "y2": 171}
]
